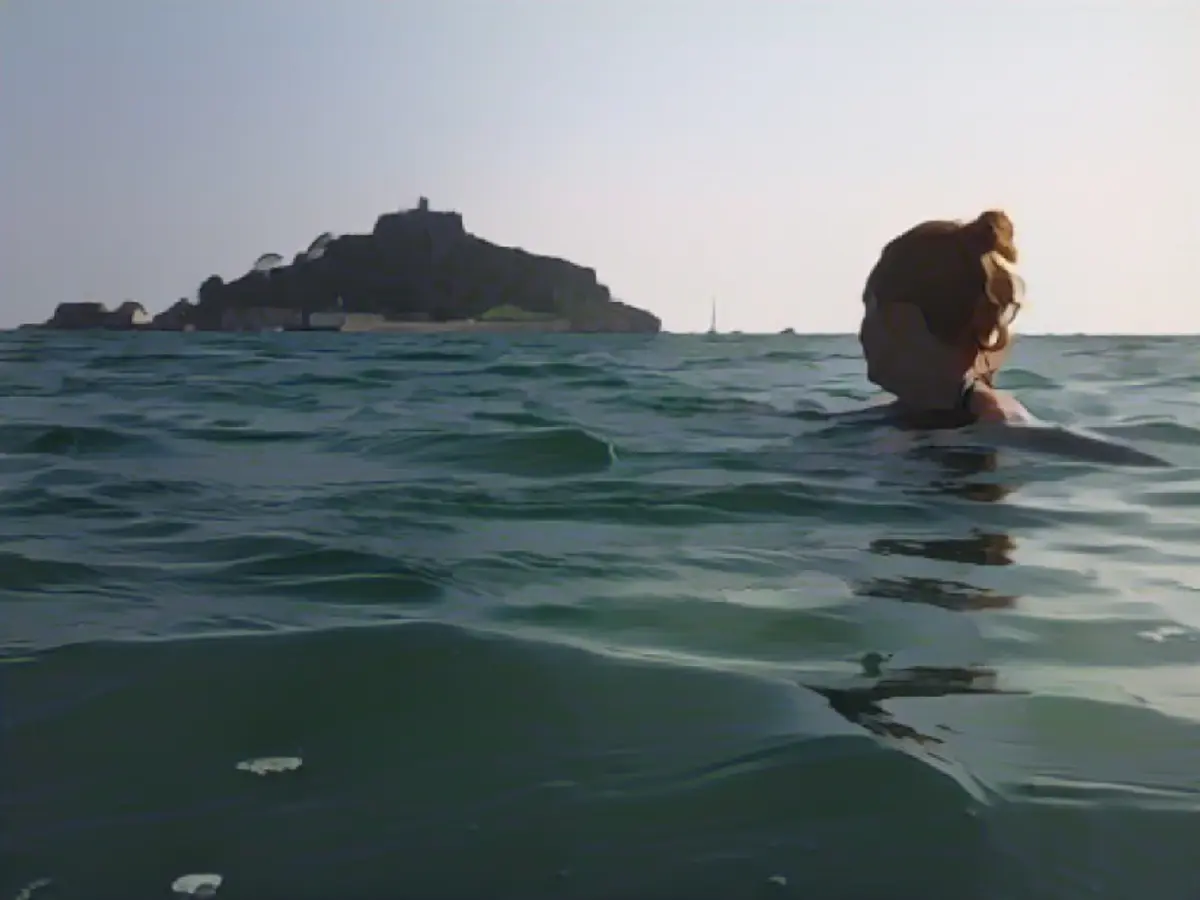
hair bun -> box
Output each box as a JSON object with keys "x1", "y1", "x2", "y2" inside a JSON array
[{"x1": 964, "y1": 209, "x2": 1017, "y2": 262}]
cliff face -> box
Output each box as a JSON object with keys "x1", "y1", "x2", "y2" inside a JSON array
[{"x1": 165, "y1": 198, "x2": 661, "y2": 333}]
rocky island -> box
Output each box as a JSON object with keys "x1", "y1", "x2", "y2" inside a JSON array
[{"x1": 30, "y1": 198, "x2": 661, "y2": 334}]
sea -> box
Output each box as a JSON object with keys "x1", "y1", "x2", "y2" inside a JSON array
[{"x1": 2, "y1": 330, "x2": 1199, "y2": 900}]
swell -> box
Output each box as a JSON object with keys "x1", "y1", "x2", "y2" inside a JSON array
[
  {"x1": 5, "y1": 332, "x2": 1200, "y2": 897},
  {"x1": 0, "y1": 622, "x2": 988, "y2": 898},
  {"x1": 7, "y1": 622, "x2": 1200, "y2": 898},
  {"x1": 339, "y1": 426, "x2": 619, "y2": 477},
  {"x1": 0, "y1": 423, "x2": 163, "y2": 457}
]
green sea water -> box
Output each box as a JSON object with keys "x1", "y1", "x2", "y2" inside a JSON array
[{"x1": 3, "y1": 330, "x2": 1200, "y2": 900}]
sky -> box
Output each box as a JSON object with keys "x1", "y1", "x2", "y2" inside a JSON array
[{"x1": 1, "y1": 1, "x2": 1197, "y2": 334}]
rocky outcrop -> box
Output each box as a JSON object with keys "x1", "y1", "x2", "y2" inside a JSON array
[
  {"x1": 155, "y1": 197, "x2": 661, "y2": 333},
  {"x1": 148, "y1": 298, "x2": 196, "y2": 331},
  {"x1": 568, "y1": 298, "x2": 662, "y2": 333},
  {"x1": 43, "y1": 301, "x2": 151, "y2": 330}
]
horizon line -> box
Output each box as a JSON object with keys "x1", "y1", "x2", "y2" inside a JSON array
[{"x1": 3, "y1": 327, "x2": 1197, "y2": 339}]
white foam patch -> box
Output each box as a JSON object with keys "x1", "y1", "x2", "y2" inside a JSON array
[
  {"x1": 236, "y1": 755, "x2": 302, "y2": 775},
  {"x1": 1137, "y1": 625, "x2": 1190, "y2": 643},
  {"x1": 13, "y1": 878, "x2": 52, "y2": 900},
  {"x1": 171, "y1": 874, "x2": 222, "y2": 897}
]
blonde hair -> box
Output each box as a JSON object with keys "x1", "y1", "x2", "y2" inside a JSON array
[{"x1": 864, "y1": 210, "x2": 1023, "y2": 355}]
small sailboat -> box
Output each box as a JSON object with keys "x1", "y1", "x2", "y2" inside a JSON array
[{"x1": 708, "y1": 297, "x2": 717, "y2": 334}]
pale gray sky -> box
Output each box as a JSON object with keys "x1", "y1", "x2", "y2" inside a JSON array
[{"x1": 2, "y1": 1, "x2": 1196, "y2": 333}]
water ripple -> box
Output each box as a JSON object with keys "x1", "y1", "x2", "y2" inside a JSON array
[{"x1": 4, "y1": 332, "x2": 1200, "y2": 897}]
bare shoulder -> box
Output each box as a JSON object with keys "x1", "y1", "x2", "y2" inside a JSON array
[{"x1": 969, "y1": 387, "x2": 1031, "y2": 424}]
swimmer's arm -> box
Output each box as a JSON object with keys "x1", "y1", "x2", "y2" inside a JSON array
[{"x1": 970, "y1": 388, "x2": 1168, "y2": 467}]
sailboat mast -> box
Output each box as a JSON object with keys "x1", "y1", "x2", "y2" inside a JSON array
[{"x1": 709, "y1": 297, "x2": 717, "y2": 333}]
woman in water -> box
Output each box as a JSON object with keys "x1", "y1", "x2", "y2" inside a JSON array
[
  {"x1": 858, "y1": 209, "x2": 1167, "y2": 466},
  {"x1": 858, "y1": 209, "x2": 1032, "y2": 427}
]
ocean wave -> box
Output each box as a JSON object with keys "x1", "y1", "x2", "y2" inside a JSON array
[
  {"x1": 4, "y1": 331, "x2": 1200, "y2": 897},
  {"x1": 7, "y1": 621, "x2": 1200, "y2": 898},
  {"x1": 0, "y1": 423, "x2": 162, "y2": 456},
  {"x1": 1092, "y1": 418, "x2": 1200, "y2": 446},
  {"x1": 346, "y1": 425, "x2": 619, "y2": 477}
]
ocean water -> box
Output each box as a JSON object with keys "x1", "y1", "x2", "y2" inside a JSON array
[{"x1": 3, "y1": 330, "x2": 1200, "y2": 900}]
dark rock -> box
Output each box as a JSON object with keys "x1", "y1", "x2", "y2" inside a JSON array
[
  {"x1": 42, "y1": 301, "x2": 151, "y2": 330},
  {"x1": 48, "y1": 301, "x2": 109, "y2": 329},
  {"x1": 149, "y1": 298, "x2": 197, "y2": 331}
]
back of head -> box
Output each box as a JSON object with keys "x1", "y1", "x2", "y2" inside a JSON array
[{"x1": 864, "y1": 210, "x2": 1022, "y2": 355}]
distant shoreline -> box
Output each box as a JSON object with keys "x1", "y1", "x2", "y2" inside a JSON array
[
  {"x1": 23, "y1": 197, "x2": 663, "y2": 335},
  {"x1": 17, "y1": 315, "x2": 581, "y2": 335}
]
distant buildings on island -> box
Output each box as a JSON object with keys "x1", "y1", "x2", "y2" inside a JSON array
[{"x1": 25, "y1": 197, "x2": 662, "y2": 335}]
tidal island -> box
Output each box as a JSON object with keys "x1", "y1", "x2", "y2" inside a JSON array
[{"x1": 30, "y1": 197, "x2": 661, "y2": 334}]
